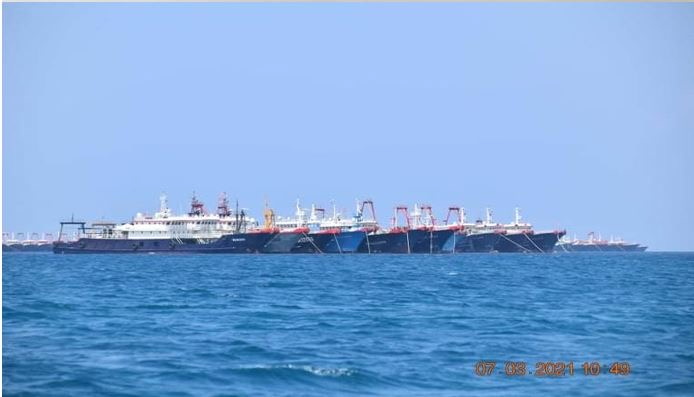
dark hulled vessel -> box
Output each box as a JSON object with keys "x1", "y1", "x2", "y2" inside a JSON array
[
  {"x1": 359, "y1": 229, "x2": 410, "y2": 253},
  {"x1": 262, "y1": 229, "x2": 307, "y2": 253},
  {"x1": 443, "y1": 207, "x2": 505, "y2": 253},
  {"x1": 449, "y1": 231, "x2": 503, "y2": 253},
  {"x1": 290, "y1": 231, "x2": 337, "y2": 253},
  {"x1": 494, "y1": 230, "x2": 566, "y2": 253},
  {"x1": 492, "y1": 208, "x2": 565, "y2": 253},
  {"x1": 407, "y1": 228, "x2": 455, "y2": 253},
  {"x1": 53, "y1": 231, "x2": 276, "y2": 254},
  {"x1": 358, "y1": 204, "x2": 456, "y2": 254},
  {"x1": 53, "y1": 194, "x2": 274, "y2": 254}
]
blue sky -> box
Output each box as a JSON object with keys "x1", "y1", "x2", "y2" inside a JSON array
[{"x1": 3, "y1": 3, "x2": 693, "y2": 250}]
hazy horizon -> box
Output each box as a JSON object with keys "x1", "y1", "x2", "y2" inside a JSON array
[{"x1": 3, "y1": 3, "x2": 694, "y2": 250}]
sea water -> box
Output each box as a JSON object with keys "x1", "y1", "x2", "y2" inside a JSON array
[{"x1": 3, "y1": 252, "x2": 694, "y2": 396}]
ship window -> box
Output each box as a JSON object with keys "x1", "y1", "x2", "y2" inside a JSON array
[
  {"x1": 154, "y1": 241, "x2": 159, "y2": 247},
  {"x1": 139, "y1": 241, "x2": 144, "y2": 247}
]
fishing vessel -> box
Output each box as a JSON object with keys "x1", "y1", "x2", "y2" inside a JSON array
[
  {"x1": 493, "y1": 208, "x2": 566, "y2": 253},
  {"x1": 2, "y1": 233, "x2": 54, "y2": 252},
  {"x1": 357, "y1": 205, "x2": 410, "y2": 253},
  {"x1": 321, "y1": 200, "x2": 379, "y2": 253},
  {"x1": 260, "y1": 201, "x2": 311, "y2": 253},
  {"x1": 53, "y1": 194, "x2": 276, "y2": 254},
  {"x1": 357, "y1": 204, "x2": 453, "y2": 254},
  {"x1": 445, "y1": 208, "x2": 505, "y2": 253},
  {"x1": 555, "y1": 233, "x2": 647, "y2": 252},
  {"x1": 405, "y1": 205, "x2": 458, "y2": 253},
  {"x1": 288, "y1": 205, "x2": 336, "y2": 253}
]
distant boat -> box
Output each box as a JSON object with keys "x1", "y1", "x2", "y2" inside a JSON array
[
  {"x1": 555, "y1": 232, "x2": 647, "y2": 252},
  {"x1": 2, "y1": 232, "x2": 54, "y2": 252}
]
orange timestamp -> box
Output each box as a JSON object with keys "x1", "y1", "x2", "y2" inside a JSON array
[{"x1": 474, "y1": 361, "x2": 631, "y2": 377}]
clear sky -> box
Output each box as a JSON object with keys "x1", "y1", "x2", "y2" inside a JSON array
[{"x1": 3, "y1": 3, "x2": 693, "y2": 250}]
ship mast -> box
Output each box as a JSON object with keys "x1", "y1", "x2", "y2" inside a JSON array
[
  {"x1": 234, "y1": 199, "x2": 245, "y2": 233},
  {"x1": 410, "y1": 203, "x2": 422, "y2": 228},
  {"x1": 445, "y1": 206, "x2": 462, "y2": 225},
  {"x1": 420, "y1": 204, "x2": 436, "y2": 228},
  {"x1": 358, "y1": 199, "x2": 378, "y2": 230},
  {"x1": 189, "y1": 191, "x2": 205, "y2": 216},
  {"x1": 331, "y1": 199, "x2": 338, "y2": 220},
  {"x1": 159, "y1": 193, "x2": 169, "y2": 213},
  {"x1": 217, "y1": 192, "x2": 230, "y2": 217},
  {"x1": 392, "y1": 206, "x2": 410, "y2": 229},
  {"x1": 295, "y1": 199, "x2": 306, "y2": 224}
]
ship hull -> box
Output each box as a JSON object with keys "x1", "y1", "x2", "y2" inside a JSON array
[
  {"x1": 409, "y1": 229, "x2": 455, "y2": 253},
  {"x1": 495, "y1": 233, "x2": 533, "y2": 253},
  {"x1": 290, "y1": 232, "x2": 336, "y2": 253},
  {"x1": 494, "y1": 233, "x2": 534, "y2": 253},
  {"x1": 3, "y1": 244, "x2": 53, "y2": 252},
  {"x1": 449, "y1": 232, "x2": 501, "y2": 253},
  {"x1": 261, "y1": 232, "x2": 304, "y2": 253},
  {"x1": 358, "y1": 231, "x2": 410, "y2": 253},
  {"x1": 494, "y1": 231, "x2": 565, "y2": 253},
  {"x1": 356, "y1": 229, "x2": 452, "y2": 254},
  {"x1": 323, "y1": 230, "x2": 367, "y2": 253},
  {"x1": 556, "y1": 243, "x2": 647, "y2": 252},
  {"x1": 531, "y1": 231, "x2": 565, "y2": 252},
  {"x1": 52, "y1": 232, "x2": 276, "y2": 254}
]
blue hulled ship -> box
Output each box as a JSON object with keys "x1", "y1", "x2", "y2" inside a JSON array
[
  {"x1": 323, "y1": 231, "x2": 367, "y2": 253},
  {"x1": 320, "y1": 200, "x2": 378, "y2": 253}
]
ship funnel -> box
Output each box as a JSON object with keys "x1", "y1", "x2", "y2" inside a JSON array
[
  {"x1": 264, "y1": 208, "x2": 275, "y2": 228},
  {"x1": 263, "y1": 204, "x2": 276, "y2": 229}
]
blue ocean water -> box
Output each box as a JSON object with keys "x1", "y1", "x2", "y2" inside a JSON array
[{"x1": 3, "y1": 252, "x2": 694, "y2": 396}]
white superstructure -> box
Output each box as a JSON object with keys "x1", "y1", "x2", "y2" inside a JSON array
[
  {"x1": 86, "y1": 193, "x2": 259, "y2": 240},
  {"x1": 273, "y1": 199, "x2": 310, "y2": 232},
  {"x1": 273, "y1": 199, "x2": 377, "y2": 233},
  {"x1": 503, "y1": 207, "x2": 533, "y2": 234},
  {"x1": 318, "y1": 200, "x2": 378, "y2": 232}
]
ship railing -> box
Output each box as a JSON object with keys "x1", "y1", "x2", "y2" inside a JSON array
[{"x1": 83, "y1": 231, "x2": 127, "y2": 239}]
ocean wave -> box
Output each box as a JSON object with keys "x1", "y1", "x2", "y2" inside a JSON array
[
  {"x1": 241, "y1": 364, "x2": 355, "y2": 377},
  {"x1": 5, "y1": 252, "x2": 694, "y2": 396}
]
